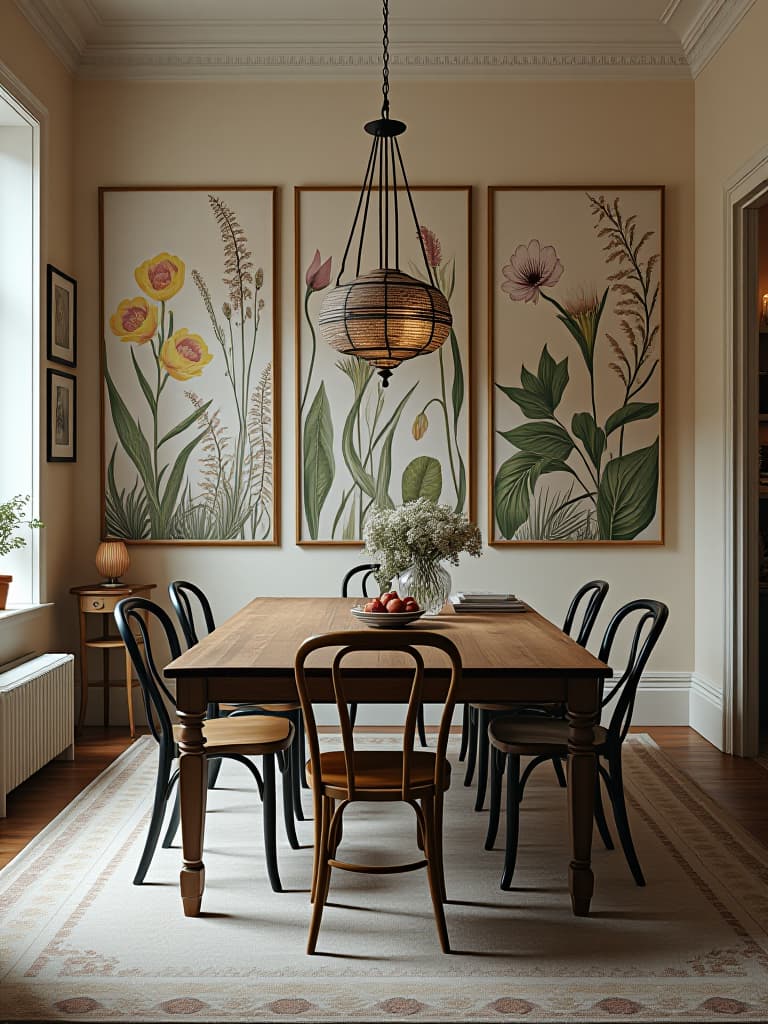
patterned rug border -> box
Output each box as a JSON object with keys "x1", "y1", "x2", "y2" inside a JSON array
[{"x1": 3, "y1": 734, "x2": 768, "y2": 1024}]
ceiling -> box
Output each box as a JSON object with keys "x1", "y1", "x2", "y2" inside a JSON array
[{"x1": 14, "y1": 0, "x2": 756, "y2": 80}]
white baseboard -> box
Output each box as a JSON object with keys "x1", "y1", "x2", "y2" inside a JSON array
[{"x1": 689, "y1": 673, "x2": 725, "y2": 749}]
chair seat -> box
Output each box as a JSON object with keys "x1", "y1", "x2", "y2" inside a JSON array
[
  {"x1": 308, "y1": 750, "x2": 451, "y2": 796},
  {"x1": 471, "y1": 701, "x2": 563, "y2": 713},
  {"x1": 222, "y1": 701, "x2": 301, "y2": 713},
  {"x1": 488, "y1": 717, "x2": 608, "y2": 756},
  {"x1": 173, "y1": 714, "x2": 294, "y2": 756}
]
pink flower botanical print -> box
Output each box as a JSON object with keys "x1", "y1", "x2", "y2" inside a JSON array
[
  {"x1": 501, "y1": 238, "x2": 564, "y2": 304},
  {"x1": 305, "y1": 249, "x2": 332, "y2": 292},
  {"x1": 419, "y1": 226, "x2": 442, "y2": 270}
]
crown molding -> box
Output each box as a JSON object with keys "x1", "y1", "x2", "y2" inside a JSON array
[
  {"x1": 680, "y1": 0, "x2": 757, "y2": 76},
  {"x1": 13, "y1": 0, "x2": 82, "y2": 74}
]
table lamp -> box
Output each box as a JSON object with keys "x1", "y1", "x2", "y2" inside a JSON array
[{"x1": 95, "y1": 540, "x2": 130, "y2": 587}]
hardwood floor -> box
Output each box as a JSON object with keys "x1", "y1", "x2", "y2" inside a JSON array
[{"x1": 0, "y1": 725, "x2": 767, "y2": 871}]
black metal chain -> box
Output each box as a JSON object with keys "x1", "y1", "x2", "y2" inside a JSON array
[{"x1": 381, "y1": 0, "x2": 390, "y2": 118}]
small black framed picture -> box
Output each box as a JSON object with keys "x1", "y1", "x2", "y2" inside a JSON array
[
  {"x1": 46, "y1": 264, "x2": 77, "y2": 366},
  {"x1": 47, "y1": 368, "x2": 76, "y2": 462}
]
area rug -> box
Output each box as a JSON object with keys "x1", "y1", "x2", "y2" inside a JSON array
[{"x1": 2, "y1": 734, "x2": 768, "y2": 1023}]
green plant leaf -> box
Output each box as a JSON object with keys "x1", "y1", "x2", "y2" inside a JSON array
[
  {"x1": 402, "y1": 456, "x2": 443, "y2": 503},
  {"x1": 449, "y1": 329, "x2": 464, "y2": 433},
  {"x1": 596, "y1": 439, "x2": 659, "y2": 540},
  {"x1": 130, "y1": 348, "x2": 157, "y2": 416},
  {"x1": 605, "y1": 402, "x2": 659, "y2": 436},
  {"x1": 373, "y1": 384, "x2": 418, "y2": 509},
  {"x1": 341, "y1": 381, "x2": 376, "y2": 499},
  {"x1": 496, "y1": 383, "x2": 552, "y2": 420},
  {"x1": 158, "y1": 399, "x2": 212, "y2": 448},
  {"x1": 103, "y1": 356, "x2": 160, "y2": 525},
  {"x1": 303, "y1": 381, "x2": 335, "y2": 540},
  {"x1": 537, "y1": 345, "x2": 569, "y2": 411},
  {"x1": 494, "y1": 452, "x2": 546, "y2": 539},
  {"x1": 159, "y1": 428, "x2": 208, "y2": 528},
  {"x1": 342, "y1": 502, "x2": 356, "y2": 540},
  {"x1": 571, "y1": 412, "x2": 606, "y2": 470},
  {"x1": 496, "y1": 346, "x2": 569, "y2": 420},
  {"x1": 498, "y1": 421, "x2": 574, "y2": 462}
]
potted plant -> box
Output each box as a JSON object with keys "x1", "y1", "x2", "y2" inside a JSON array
[{"x1": 0, "y1": 495, "x2": 44, "y2": 610}]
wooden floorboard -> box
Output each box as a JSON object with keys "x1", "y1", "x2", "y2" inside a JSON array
[{"x1": 0, "y1": 724, "x2": 767, "y2": 871}]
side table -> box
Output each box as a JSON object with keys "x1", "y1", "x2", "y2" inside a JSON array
[{"x1": 70, "y1": 583, "x2": 156, "y2": 737}]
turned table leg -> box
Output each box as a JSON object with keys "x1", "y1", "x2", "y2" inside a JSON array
[
  {"x1": 177, "y1": 679, "x2": 208, "y2": 917},
  {"x1": 566, "y1": 675, "x2": 599, "y2": 917}
]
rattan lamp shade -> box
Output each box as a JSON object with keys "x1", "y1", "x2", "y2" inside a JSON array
[
  {"x1": 95, "y1": 540, "x2": 130, "y2": 586},
  {"x1": 318, "y1": 268, "x2": 451, "y2": 379}
]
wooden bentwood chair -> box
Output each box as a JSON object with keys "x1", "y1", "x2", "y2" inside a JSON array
[
  {"x1": 168, "y1": 580, "x2": 308, "y2": 828},
  {"x1": 485, "y1": 599, "x2": 669, "y2": 890},
  {"x1": 294, "y1": 630, "x2": 463, "y2": 955},
  {"x1": 463, "y1": 580, "x2": 610, "y2": 810},
  {"x1": 342, "y1": 563, "x2": 429, "y2": 748},
  {"x1": 115, "y1": 596, "x2": 295, "y2": 890}
]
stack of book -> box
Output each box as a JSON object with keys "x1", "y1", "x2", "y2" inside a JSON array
[{"x1": 449, "y1": 591, "x2": 527, "y2": 613}]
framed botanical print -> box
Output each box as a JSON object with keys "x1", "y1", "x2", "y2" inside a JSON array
[
  {"x1": 295, "y1": 185, "x2": 472, "y2": 544},
  {"x1": 489, "y1": 186, "x2": 664, "y2": 545},
  {"x1": 47, "y1": 368, "x2": 76, "y2": 462},
  {"x1": 100, "y1": 186, "x2": 278, "y2": 544},
  {"x1": 47, "y1": 264, "x2": 77, "y2": 366}
]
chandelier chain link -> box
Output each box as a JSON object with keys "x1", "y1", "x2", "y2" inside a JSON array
[{"x1": 381, "y1": 0, "x2": 390, "y2": 118}]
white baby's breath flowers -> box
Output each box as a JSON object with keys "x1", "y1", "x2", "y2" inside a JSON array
[{"x1": 363, "y1": 498, "x2": 482, "y2": 592}]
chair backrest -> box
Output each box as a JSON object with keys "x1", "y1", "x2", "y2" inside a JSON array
[
  {"x1": 562, "y1": 580, "x2": 609, "y2": 647},
  {"x1": 294, "y1": 630, "x2": 462, "y2": 801},
  {"x1": 114, "y1": 597, "x2": 181, "y2": 747},
  {"x1": 340, "y1": 563, "x2": 381, "y2": 599},
  {"x1": 168, "y1": 580, "x2": 216, "y2": 647},
  {"x1": 597, "y1": 599, "x2": 669, "y2": 745}
]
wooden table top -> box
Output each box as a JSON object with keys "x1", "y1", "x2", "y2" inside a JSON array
[{"x1": 165, "y1": 597, "x2": 611, "y2": 681}]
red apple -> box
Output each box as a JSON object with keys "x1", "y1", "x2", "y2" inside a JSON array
[
  {"x1": 380, "y1": 591, "x2": 398, "y2": 604},
  {"x1": 364, "y1": 598, "x2": 385, "y2": 613},
  {"x1": 386, "y1": 597, "x2": 405, "y2": 613},
  {"x1": 403, "y1": 597, "x2": 420, "y2": 612}
]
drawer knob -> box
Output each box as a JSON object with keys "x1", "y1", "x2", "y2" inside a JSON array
[{"x1": 91, "y1": 599, "x2": 105, "y2": 609}]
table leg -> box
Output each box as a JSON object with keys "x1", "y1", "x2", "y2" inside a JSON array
[
  {"x1": 566, "y1": 676, "x2": 599, "y2": 917},
  {"x1": 178, "y1": 681, "x2": 208, "y2": 917},
  {"x1": 125, "y1": 645, "x2": 135, "y2": 739},
  {"x1": 77, "y1": 608, "x2": 89, "y2": 730}
]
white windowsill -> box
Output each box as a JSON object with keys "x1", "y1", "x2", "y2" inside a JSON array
[{"x1": 0, "y1": 603, "x2": 53, "y2": 622}]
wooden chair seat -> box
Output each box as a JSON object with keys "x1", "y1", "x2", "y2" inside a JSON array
[
  {"x1": 308, "y1": 750, "x2": 451, "y2": 797},
  {"x1": 489, "y1": 717, "x2": 608, "y2": 756},
  {"x1": 221, "y1": 701, "x2": 301, "y2": 714},
  {"x1": 173, "y1": 715, "x2": 293, "y2": 756}
]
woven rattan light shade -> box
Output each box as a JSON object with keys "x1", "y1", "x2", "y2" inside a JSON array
[{"x1": 318, "y1": 268, "x2": 451, "y2": 374}]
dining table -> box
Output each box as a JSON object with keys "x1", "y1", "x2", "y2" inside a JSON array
[{"x1": 164, "y1": 596, "x2": 612, "y2": 919}]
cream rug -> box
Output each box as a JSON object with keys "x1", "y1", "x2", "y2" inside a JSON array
[{"x1": 2, "y1": 733, "x2": 768, "y2": 1022}]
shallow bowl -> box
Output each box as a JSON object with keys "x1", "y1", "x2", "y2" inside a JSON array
[{"x1": 350, "y1": 606, "x2": 425, "y2": 629}]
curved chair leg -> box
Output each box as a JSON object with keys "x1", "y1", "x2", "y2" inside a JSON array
[
  {"x1": 279, "y1": 750, "x2": 300, "y2": 850},
  {"x1": 417, "y1": 703, "x2": 428, "y2": 748},
  {"x1": 463, "y1": 706, "x2": 478, "y2": 786},
  {"x1": 500, "y1": 753, "x2": 521, "y2": 891},
  {"x1": 349, "y1": 703, "x2": 358, "y2": 729},
  {"x1": 552, "y1": 756, "x2": 567, "y2": 789},
  {"x1": 474, "y1": 709, "x2": 490, "y2": 811},
  {"x1": 262, "y1": 753, "x2": 282, "y2": 893},
  {"x1": 594, "y1": 769, "x2": 614, "y2": 851},
  {"x1": 607, "y1": 752, "x2": 645, "y2": 886},
  {"x1": 290, "y1": 715, "x2": 306, "y2": 821},
  {"x1": 307, "y1": 795, "x2": 332, "y2": 953},
  {"x1": 485, "y1": 746, "x2": 504, "y2": 850},
  {"x1": 299, "y1": 711, "x2": 309, "y2": 788},
  {"x1": 134, "y1": 749, "x2": 173, "y2": 885},
  {"x1": 434, "y1": 791, "x2": 447, "y2": 903},
  {"x1": 422, "y1": 795, "x2": 450, "y2": 953},
  {"x1": 207, "y1": 756, "x2": 223, "y2": 790},
  {"x1": 161, "y1": 787, "x2": 181, "y2": 849},
  {"x1": 458, "y1": 703, "x2": 469, "y2": 762}
]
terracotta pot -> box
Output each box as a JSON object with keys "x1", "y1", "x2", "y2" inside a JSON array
[{"x1": 0, "y1": 574, "x2": 12, "y2": 611}]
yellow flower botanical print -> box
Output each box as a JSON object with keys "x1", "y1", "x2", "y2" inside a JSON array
[
  {"x1": 134, "y1": 252, "x2": 186, "y2": 302},
  {"x1": 159, "y1": 329, "x2": 212, "y2": 381},
  {"x1": 109, "y1": 297, "x2": 158, "y2": 344}
]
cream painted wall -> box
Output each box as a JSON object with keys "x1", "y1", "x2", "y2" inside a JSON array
[
  {"x1": 71, "y1": 77, "x2": 694, "y2": 687},
  {"x1": 694, "y1": 2, "x2": 768, "y2": 696},
  {"x1": 0, "y1": 3, "x2": 75, "y2": 667}
]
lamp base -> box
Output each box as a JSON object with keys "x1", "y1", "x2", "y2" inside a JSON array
[{"x1": 100, "y1": 578, "x2": 124, "y2": 587}]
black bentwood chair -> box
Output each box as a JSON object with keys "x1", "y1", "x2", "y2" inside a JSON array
[
  {"x1": 485, "y1": 599, "x2": 669, "y2": 890},
  {"x1": 114, "y1": 596, "x2": 295, "y2": 890},
  {"x1": 462, "y1": 580, "x2": 610, "y2": 810},
  {"x1": 168, "y1": 580, "x2": 308, "y2": 826},
  {"x1": 341, "y1": 563, "x2": 430, "y2": 748}
]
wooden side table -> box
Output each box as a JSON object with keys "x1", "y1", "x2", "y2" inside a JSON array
[{"x1": 70, "y1": 583, "x2": 156, "y2": 737}]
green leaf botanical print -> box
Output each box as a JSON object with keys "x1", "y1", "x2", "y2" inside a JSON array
[
  {"x1": 493, "y1": 192, "x2": 661, "y2": 542},
  {"x1": 402, "y1": 456, "x2": 443, "y2": 503},
  {"x1": 596, "y1": 439, "x2": 659, "y2": 540},
  {"x1": 303, "y1": 382, "x2": 335, "y2": 540}
]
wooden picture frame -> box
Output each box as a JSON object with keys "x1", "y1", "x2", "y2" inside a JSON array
[
  {"x1": 46, "y1": 264, "x2": 77, "y2": 366},
  {"x1": 47, "y1": 368, "x2": 76, "y2": 462},
  {"x1": 488, "y1": 185, "x2": 664, "y2": 546},
  {"x1": 295, "y1": 185, "x2": 473, "y2": 545},
  {"x1": 99, "y1": 186, "x2": 279, "y2": 545}
]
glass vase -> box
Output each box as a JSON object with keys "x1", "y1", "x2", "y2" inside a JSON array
[{"x1": 398, "y1": 560, "x2": 452, "y2": 616}]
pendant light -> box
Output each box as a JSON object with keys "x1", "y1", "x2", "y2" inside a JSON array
[{"x1": 317, "y1": 0, "x2": 452, "y2": 388}]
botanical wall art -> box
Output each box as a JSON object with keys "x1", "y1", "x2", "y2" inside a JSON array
[
  {"x1": 489, "y1": 186, "x2": 663, "y2": 545},
  {"x1": 295, "y1": 186, "x2": 471, "y2": 544},
  {"x1": 100, "y1": 187, "x2": 277, "y2": 544},
  {"x1": 47, "y1": 368, "x2": 76, "y2": 462},
  {"x1": 47, "y1": 264, "x2": 77, "y2": 366}
]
